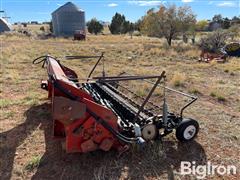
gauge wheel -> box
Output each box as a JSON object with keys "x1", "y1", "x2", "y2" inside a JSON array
[
  {"x1": 176, "y1": 119, "x2": 199, "y2": 142},
  {"x1": 142, "y1": 124, "x2": 157, "y2": 141}
]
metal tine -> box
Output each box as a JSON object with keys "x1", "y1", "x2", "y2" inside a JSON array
[
  {"x1": 105, "y1": 83, "x2": 155, "y2": 117},
  {"x1": 117, "y1": 83, "x2": 161, "y2": 110}
]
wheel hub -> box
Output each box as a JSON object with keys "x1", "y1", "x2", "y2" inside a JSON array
[{"x1": 183, "y1": 125, "x2": 196, "y2": 140}]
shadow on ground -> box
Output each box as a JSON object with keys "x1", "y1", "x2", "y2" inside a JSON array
[{"x1": 0, "y1": 103, "x2": 207, "y2": 180}]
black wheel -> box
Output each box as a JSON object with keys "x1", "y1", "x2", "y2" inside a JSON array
[{"x1": 176, "y1": 119, "x2": 199, "y2": 142}]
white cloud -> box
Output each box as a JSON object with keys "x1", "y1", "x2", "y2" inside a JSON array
[
  {"x1": 182, "y1": 0, "x2": 194, "y2": 2},
  {"x1": 107, "y1": 3, "x2": 118, "y2": 7},
  {"x1": 128, "y1": 1, "x2": 164, "y2": 6},
  {"x1": 217, "y1": 1, "x2": 236, "y2": 7},
  {"x1": 57, "y1": 3, "x2": 62, "y2": 7}
]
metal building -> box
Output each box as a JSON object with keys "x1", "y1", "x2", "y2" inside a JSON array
[
  {"x1": 0, "y1": 18, "x2": 11, "y2": 33},
  {"x1": 52, "y1": 2, "x2": 85, "y2": 37}
]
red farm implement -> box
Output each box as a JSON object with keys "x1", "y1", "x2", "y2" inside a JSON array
[{"x1": 33, "y1": 54, "x2": 200, "y2": 153}]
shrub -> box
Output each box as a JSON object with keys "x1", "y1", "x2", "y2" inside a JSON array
[
  {"x1": 224, "y1": 69, "x2": 229, "y2": 73},
  {"x1": 228, "y1": 25, "x2": 239, "y2": 40},
  {"x1": 210, "y1": 92, "x2": 216, "y2": 97},
  {"x1": 170, "y1": 72, "x2": 186, "y2": 87},
  {"x1": 210, "y1": 90, "x2": 226, "y2": 102},
  {"x1": 40, "y1": 26, "x2": 45, "y2": 32},
  {"x1": 217, "y1": 95, "x2": 226, "y2": 102},
  {"x1": 189, "y1": 88, "x2": 201, "y2": 95},
  {"x1": 198, "y1": 29, "x2": 227, "y2": 53}
]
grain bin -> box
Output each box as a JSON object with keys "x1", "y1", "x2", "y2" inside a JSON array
[
  {"x1": 0, "y1": 18, "x2": 11, "y2": 33},
  {"x1": 52, "y1": 2, "x2": 85, "y2": 37}
]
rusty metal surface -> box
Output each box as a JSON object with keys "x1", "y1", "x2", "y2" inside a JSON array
[
  {"x1": 99, "y1": 138, "x2": 114, "y2": 151},
  {"x1": 80, "y1": 139, "x2": 98, "y2": 153},
  {"x1": 53, "y1": 96, "x2": 86, "y2": 125}
]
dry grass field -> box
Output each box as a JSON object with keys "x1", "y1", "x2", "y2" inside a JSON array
[{"x1": 0, "y1": 28, "x2": 240, "y2": 179}]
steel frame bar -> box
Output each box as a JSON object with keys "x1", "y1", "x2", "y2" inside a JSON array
[
  {"x1": 133, "y1": 71, "x2": 166, "y2": 123},
  {"x1": 64, "y1": 53, "x2": 105, "y2": 81},
  {"x1": 95, "y1": 75, "x2": 166, "y2": 83},
  {"x1": 120, "y1": 72, "x2": 198, "y2": 118}
]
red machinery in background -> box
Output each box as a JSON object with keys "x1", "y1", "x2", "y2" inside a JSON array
[
  {"x1": 74, "y1": 30, "x2": 86, "y2": 41},
  {"x1": 33, "y1": 54, "x2": 199, "y2": 153}
]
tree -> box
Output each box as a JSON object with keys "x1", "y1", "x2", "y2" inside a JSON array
[
  {"x1": 140, "y1": 5, "x2": 196, "y2": 46},
  {"x1": 134, "y1": 19, "x2": 143, "y2": 31},
  {"x1": 87, "y1": 18, "x2": 103, "y2": 35},
  {"x1": 109, "y1": 13, "x2": 121, "y2": 34},
  {"x1": 212, "y1": 14, "x2": 223, "y2": 23},
  {"x1": 122, "y1": 20, "x2": 131, "y2": 33},
  {"x1": 109, "y1": 13, "x2": 132, "y2": 34},
  {"x1": 128, "y1": 22, "x2": 134, "y2": 32},
  {"x1": 178, "y1": 6, "x2": 196, "y2": 36},
  {"x1": 222, "y1": 17, "x2": 230, "y2": 29},
  {"x1": 231, "y1": 16, "x2": 240, "y2": 24},
  {"x1": 196, "y1": 20, "x2": 208, "y2": 31},
  {"x1": 128, "y1": 22, "x2": 135, "y2": 38},
  {"x1": 140, "y1": 8, "x2": 160, "y2": 37},
  {"x1": 211, "y1": 14, "x2": 232, "y2": 29}
]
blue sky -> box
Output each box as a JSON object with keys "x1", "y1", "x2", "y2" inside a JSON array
[{"x1": 1, "y1": 0, "x2": 239, "y2": 23}]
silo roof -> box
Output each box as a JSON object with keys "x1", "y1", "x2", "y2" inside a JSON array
[
  {"x1": 52, "y1": 2, "x2": 84, "y2": 15},
  {"x1": 0, "y1": 18, "x2": 11, "y2": 32}
]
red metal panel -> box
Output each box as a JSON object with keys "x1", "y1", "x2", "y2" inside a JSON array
[{"x1": 43, "y1": 57, "x2": 124, "y2": 153}]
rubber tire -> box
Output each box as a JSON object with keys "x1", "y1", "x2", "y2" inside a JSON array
[{"x1": 176, "y1": 119, "x2": 199, "y2": 142}]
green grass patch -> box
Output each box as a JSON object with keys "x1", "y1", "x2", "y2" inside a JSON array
[
  {"x1": 217, "y1": 95, "x2": 226, "y2": 102},
  {"x1": 218, "y1": 80, "x2": 225, "y2": 84},
  {"x1": 0, "y1": 99, "x2": 20, "y2": 108},
  {"x1": 0, "y1": 99, "x2": 12, "y2": 108},
  {"x1": 210, "y1": 91, "x2": 226, "y2": 102},
  {"x1": 21, "y1": 92, "x2": 44, "y2": 106},
  {"x1": 188, "y1": 88, "x2": 201, "y2": 95},
  {"x1": 170, "y1": 72, "x2": 186, "y2": 87},
  {"x1": 1, "y1": 110, "x2": 14, "y2": 120},
  {"x1": 25, "y1": 155, "x2": 42, "y2": 171},
  {"x1": 210, "y1": 92, "x2": 216, "y2": 97},
  {"x1": 136, "y1": 89, "x2": 147, "y2": 97},
  {"x1": 224, "y1": 69, "x2": 229, "y2": 73}
]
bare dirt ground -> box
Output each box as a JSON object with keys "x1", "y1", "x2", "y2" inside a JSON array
[{"x1": 0, "y1": 33, "x2": 239, "y2": 179}]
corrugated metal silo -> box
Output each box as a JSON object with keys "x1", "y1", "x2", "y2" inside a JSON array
[
  {"x1": 0, "y1": 18, "x2": 11, "y2": 33},
  {"x1": 52, "y1": 2, "x2": 85, "y2": 37}
]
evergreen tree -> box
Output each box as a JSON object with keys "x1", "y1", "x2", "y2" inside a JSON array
[
  {"x1": 109, "y1": 13, "x2": 131, "y2": 34},
  {"x1": 87, "y1": 18, "x2": 103, "y2": 35}
]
